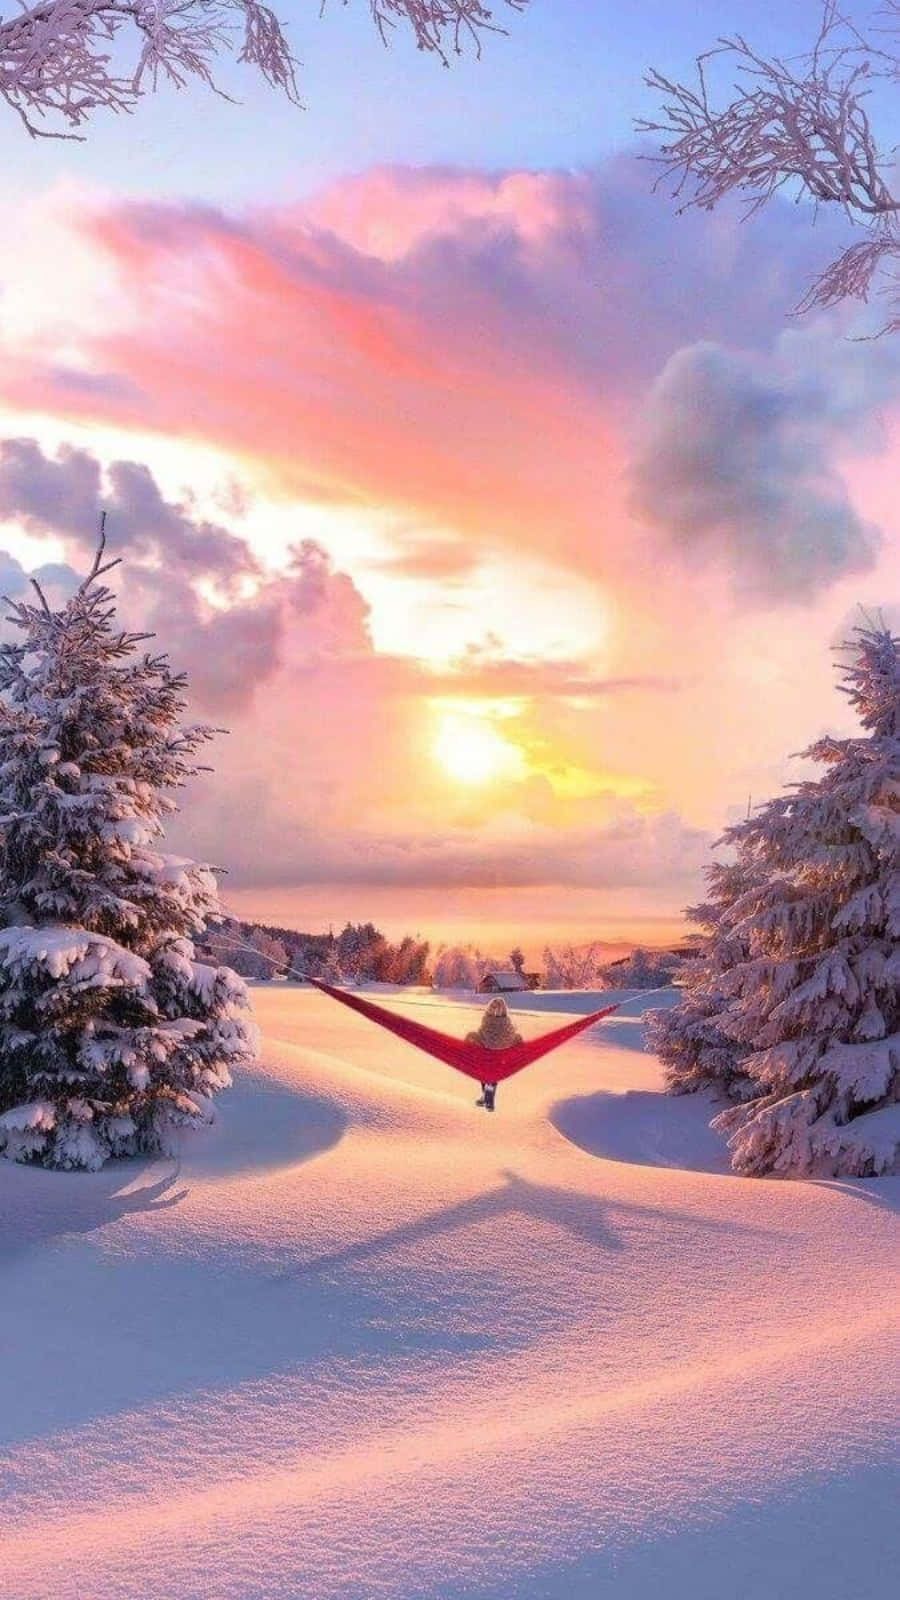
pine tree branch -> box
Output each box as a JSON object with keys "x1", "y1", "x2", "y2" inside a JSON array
[
  {"x1": 28, "y1": 576, "x2": 53, "y2": 617},
  {"x1": 77, "y1": 511, "x2": 123, "y2": 594}
]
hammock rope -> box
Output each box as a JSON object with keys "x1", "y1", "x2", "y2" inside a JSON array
[
  {"x1": 307, "y1": 977, "x2": 619, "y2": 1083},
  {"x1": 201, "y1": 932, "x2": 620, "y2": 1084}
]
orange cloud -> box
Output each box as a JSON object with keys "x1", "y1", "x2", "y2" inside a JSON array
[
  {"x1": 0, "y1": 167, "x2": 666, "y2": 579},
  {"x1": 0, "y1": 438, "x2": 693, "y2": 896},
  {"x1": 1, "y1": 163, "x2": 895, "y2": 915},
  {"x1": 0, "y1": 161, "x2": 880, "y2": 596}
]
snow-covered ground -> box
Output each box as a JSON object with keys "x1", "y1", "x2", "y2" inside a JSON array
[{"x1": 2, "y1": 985, "x2": 898, "y2": 1600}]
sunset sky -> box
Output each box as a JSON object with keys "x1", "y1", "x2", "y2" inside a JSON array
[{"x1": 1, "y1": 0, "x2": 898, "y2": 957}]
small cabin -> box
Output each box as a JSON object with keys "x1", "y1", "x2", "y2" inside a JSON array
[{"x1": 478, "y1": 970, "x2": 540, "y2": 994}]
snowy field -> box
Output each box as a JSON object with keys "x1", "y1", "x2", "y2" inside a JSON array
[{"x1": 2, "y1": 984, "x2": 898, "y2": 1600}]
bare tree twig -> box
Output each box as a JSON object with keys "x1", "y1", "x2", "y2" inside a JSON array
[
  {"x1": 639, "y1": 2, "x2": 900, "y2": 330},
  {"x1": 0, "y1": 0, "x2": 526, "y2": 137}
]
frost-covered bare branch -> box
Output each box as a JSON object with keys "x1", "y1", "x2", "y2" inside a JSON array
[
  {"x1": 640, "y1": 2, "x2": 900, "y2": 330},
  {"x1": 364, "y1": 1, "x2": 526, "y2": 63},
  {"x1": 0, "y1": 0, "x2": 525, "y2": 138},
  {"x1": 0, "y1": 0, "x2": 299, "y2": 134}
]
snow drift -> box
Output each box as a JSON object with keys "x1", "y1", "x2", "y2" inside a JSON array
[{"x1": 1, "y1": 984, "x2": 897, "y2": 1600}]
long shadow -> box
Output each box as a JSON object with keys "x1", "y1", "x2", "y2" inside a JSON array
[
  {"x1": 1, "y1": 1073, "x2": 348, "y2": 1272},
  {"x1": 550, "y1": 1087, "x2": 733, "y2": 1174},
  {"x1": 812, "y1": 1176, "x2": 900, "y2": 1213},
  {"x1": 274, "y1": 1167, "x2": 773, "y2": 1284},
  {"x1": 177, "y1": 1072, "x2": 347, "y2": 1178},
  {"x1": 0, "y1": 1160, "x2": 187, "y2": 1264}
]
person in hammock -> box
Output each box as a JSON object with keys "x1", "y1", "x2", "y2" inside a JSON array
[{"x1": 466, "y1": 997, "x2": 523, "y2": 1111}]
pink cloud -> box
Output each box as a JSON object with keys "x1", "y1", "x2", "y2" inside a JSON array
[
  {"x1": 1, "y1": 159, "x2": 860, "y2": 586},
  {"x1": 0, "y1": 163, "x2": 893, "y2": 916},
  {"x1": 0, "y1": 440, "x2": 698, "y2": 897}
]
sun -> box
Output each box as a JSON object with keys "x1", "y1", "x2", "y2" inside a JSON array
[{"x1": 432, "y1": 711, "x2": 525, "y2": 785}]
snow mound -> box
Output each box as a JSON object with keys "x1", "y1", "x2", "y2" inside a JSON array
[
  {"x1": 551, "y1": 1087, "x2": 734, "y2": 1174},
  {"x1": 173, "y1": 1066, "x2": 347, "y2": 1178},
  {"x1": 2, "y1": 985, "x2": 897, "y2": 1600}
]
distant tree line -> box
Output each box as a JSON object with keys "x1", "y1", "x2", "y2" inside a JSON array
[
  {"x1": 197, "y1": 916, "x2": 430, "y2": 986},
  {"x1": 541, "y1": 943, "x2": 686, "y2": 991},
  {"x1": 429, "y1": 941, "x2": 686, "y2": 991},
  {"x1": 197, "y1": 920, "x2": 690, "y2": 993}
]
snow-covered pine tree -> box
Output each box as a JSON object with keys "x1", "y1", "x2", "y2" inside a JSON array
[
  {"x1": 540, "y1": 942, "x2": 605, "y2": 990},
  {"x1": 335, "y1": 921, "x2": 391, "y2": 984},
  {"x1": 0, "y1": 535, "x2": 258, "y2": 1170},
  {"x1": 203, "y1": 923, "x2": 290, "y2": 980},
  {"x1": 646, "y1": 856, "x2": 762, "y2": 1101},
  {"x1": 307, "y1": 942, "x2": 345, "y2": 985},
  {"x1": 432, "y1": 945, "x2": 481, "y2": 990},
  {"x1": 697, "y1": 622, "x2": 899, "y2": 1177},
  {"x1": 602, "y1": 945, "x2": 680, "y2": 989}
]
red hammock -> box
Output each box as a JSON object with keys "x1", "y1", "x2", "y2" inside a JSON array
[{"x1": 308, "y1": 978, "x2": 619, "y2": 1083}]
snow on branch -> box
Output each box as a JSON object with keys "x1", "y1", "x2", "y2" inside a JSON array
[
  {"x1": 656, "y1": 620, "x2": 900, "y2": 1178},
  {"x1": 0, "y1": 0, "x2": 298, "y2": 135},
  {"x1": 639, "y1": 2, "x2": 900, "y2": 329},
  {"x1": 0, "y1": 530, "x2": 259, "y2": 1169},
  {"x1": 0, "y1": 0, "x2": 525, "y2": 138},
  {"x1": 365, "y1": 0, "x2": 526, "y2": 63}
]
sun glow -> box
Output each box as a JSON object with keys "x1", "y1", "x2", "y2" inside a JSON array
[{"x1": 432, "y1": 711, "x2": 526, "y2": 785}]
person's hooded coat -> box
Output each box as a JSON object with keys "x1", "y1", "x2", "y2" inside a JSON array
[{"x1": 465, "y1": 997, "x2": 523, "y2": 1052}]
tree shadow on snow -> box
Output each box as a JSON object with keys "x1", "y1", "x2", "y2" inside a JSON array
[
  {"x1": 274, "y1": 1167, "x2": 771, "y2": 1284},
  {"x1": 812, "y1": 1176, "x2": 900, "y2": 1213},
  {"x1": 0, "y1": 1075, "x2": 348, "y2": 1265},
  {"x1": 174, "y1": 1072, "x2": 347, "y2": 1179},
  {"x1": 0, "y1": 1159, "x2": 187, "y2": 1264},
  {"x1": 550, "y1": 1087, "x2": 734, "y2": 1175}
]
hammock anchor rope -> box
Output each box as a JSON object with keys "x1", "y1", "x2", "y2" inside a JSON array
[
  {"x1": 305, "y1": 977, "x2": 619, "y2": 1083},
  {"x1": 203, "y1": 932, "x2": 620, "y2": 1085}
]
